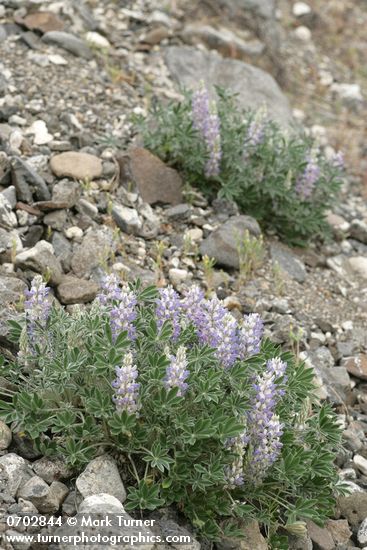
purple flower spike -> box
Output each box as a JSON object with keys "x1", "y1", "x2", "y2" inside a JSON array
[
  {"x1": 112, "y1": 352, "x2": 140, "y2": 415},
  {"x1": 239, "y1": 313, "x2": 264, "y2": 359},
  {"x1": 97, "y1": 273, "x2": 122, "y2": 305},
  {"x1": 156, "y1": 286, "x2": 181, "y2": 340},
  {"x1": 164, "y1": 345, "x2": 189, "y2": 396},
  {"x1": 110, "y1": 286, "x2": 137, "y2": 341},
  {"x1": 191, "y1": 83, "x2": 222, "y2": 178},
  {"x1": 296, "y1": 154, "x2": 321, "y2": 199},
  {"x1": 182, "y1": 285, "x2": 205, "y2": 326},
  {"x1": 332, "y1": 150, "x2": 344, "y2": 170},
  {"x1": 225, "y1": 433, "x2": 247, "y2": 488},
  {"x1": 24, "y1": 275, "x2": 52, "y2": 349},
  {"x1": 216, "y1": 313, "x2": 239, "y2": 369},
  {"x1": 246, "y1": 357, "x2": 287, "y2": 484}
]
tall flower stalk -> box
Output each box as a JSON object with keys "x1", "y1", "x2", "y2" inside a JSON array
[
  {"x1": 112, "y1": 352, "x2": 140, "y2": 415},
  {"x1": 295, "y1": 151, "x2": 321, "y2": 199},
  {"x1": 24, "y1": 275, "x2": 51, "y2": 351},
  {"x1": 192, "y1": 83, "x2": 222, "y2": 178}
]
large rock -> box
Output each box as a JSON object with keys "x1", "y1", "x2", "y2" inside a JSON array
[
  {"x1": 57, "y1": 277, "x2": 99, "y2": 304},
  {"x1": 164, "y1": 46, "x2": 293, "y2": 127},
  {"x1": 17, "y1": 476, "x2": 69, "y2": 513},
  {"x1": 200, "y1": 215, "x2": 261, "y2": 269},
  {"x1": 42, "y1": 31, "x2": 93, "y2": 59},
  {"x1": 270, "y1": 242, "x2": 307, "y2": 283},
  {"x1": 217, "y1": 520, "x2": 267, "y2": 550},
  {"x1": 15, "y1": 240, "x2": 63, "y2": 285},
  {"x1": 306, "y1": 520, "x2": 334, "y2": 550},
  {"x1": 71, "y1": 227, "x2": 117, "y2": 278},
  {"x1": 11, "y1": 156, "x2": 51, "y2": 202},
  {"x1": 0, "y1": 453, "x2": 31, "y2": 497},
  {"x1": 348, "y1": 256, "x2": 367, "y2": 279},
  {"x1": 345, "y1": 354, "x2": 367, "y2": 381},
  {"x1": 338, "y1": 492, "x2": 367, "y2": 526},
  {"x1": 118, "y1": 148, "x2": 183, "y2": 205},
  {"x1": 76, "y1": 455, "x2": 126, "y2": 503},
  {"x1": 55, "y1": 494, "x2": 155, "y2": 550},
  {"x1": 50, "y1": 152, "x2": 102, "y2": 181}
]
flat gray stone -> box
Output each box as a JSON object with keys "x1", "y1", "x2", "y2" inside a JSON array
[
  {"x1": 200, "y1": 215, "x2": 261, "y2": 269},
  {"x1": 10, "y1": 156, "x2": 50, "y2": 202},
  {"x1": 71, "y1": 227, "x2": 117, "y2": 278},
  {"x1": 15, "y1": 240, "x2": 63, "y2": 285},
  {"x1": 164, "y1": 46, "x2": 293, "y2": 127},
  {"x1": 57, "y1": 277, "x2": 99, "y2": 304},
  {"x1": 270, "y1": 242, "x2": 307, "y2": 283},
  {"x1": 42, "y1": 31, "x2": 93, "y2": 59}
]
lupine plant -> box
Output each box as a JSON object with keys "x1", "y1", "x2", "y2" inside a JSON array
[
  {"x1": 0, "y1": 276, "x2": 346, "y2": 546},
  {"x1": 134, "y1": 86, "x2": 344, "y2": 246}
]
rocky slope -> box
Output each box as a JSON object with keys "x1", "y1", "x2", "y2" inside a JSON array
[{"x1": 0, "y1": 0, "x2": 367, "y2": 548}]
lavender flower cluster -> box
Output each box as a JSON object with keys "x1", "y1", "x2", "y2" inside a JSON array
[
  {"x1": 191, "y1": 83, "x2": 222, "y2": 178},
  {"x1": 112, "y1": 352, "x2": 140, "y2": 415},
  {"x1": 246, "y1": 357, "x2": 287, "y2": 484},
  {"x1": 24, "y1": 275, "x2": 52, "y2": 351},
  {"x1": 295, "y1": 154, "x2": 321, "y2": 199},
  {"x1": 243, "y1": 110, "x2": 267, "y2": 159}
]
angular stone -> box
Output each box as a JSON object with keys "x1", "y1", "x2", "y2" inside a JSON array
[
  {"x1": 326, "y1": 519, "x2": 352, "y2": 546},
  {"x1": 0, "y1": 454, "x2": 30, "y2": 497},
  {"x1": 350, "y1": 219, "x2": 367, "y2": 244},
  {"x1": 52, "y1": 179, "x2": 81, "y2": 208},
  {"x1": 270, "y1": 242, "x2": 307, "y2": 283},
  {"x1": 217, "y1": 520, "x2": 267, "y2": 550},
  {"x1": 17, "y1": 476, "x2": 68, "y2": 513},
  {"x1": 345, "y1": 354, "x2": 367, "y2": 381},
  {"x1": 32, "y1": 457, "x2": 71, "y2": 484},
  {"x1": 112, "y1": 203, "x2": 142, "y2": 235},
  {"x1": 164, "y1": 46, "x2": 293, "y2": 127},
  {"x1": 316, "y1": 366, "x2": 351, "y2": 405},
  {"x1": 0, "y1": 420, "x2": 12, "y2": 450},
  {"x1": 76, "y1": 455, "x2": 126, "y2": 503},
  {"x1": 71, "y1": 227, "x2": 116, "y2": 278},
  {"x1": 44, "y1": 209, "x2": 68, "y2": 231},
  {"x1": 11, "y1": 156, "x2": 51, "y2": 202},
  {"x1": 57, "y1": 277, "x2": 99, "y2": 304},
  {"x1": 338, "y1": 492, "x2": 367, "y2": 526},
  {"x1": 200, "y1": 215, "x2": 261, "y2": 269},
  {"x1": 79, "y1": 493, "x2": 124, "y2": 514},
  {"x1": 42, "y1": 31, "x2": 93, "y2": 59},
  {"x1": 306, "y1": 520, "x2": 334, "y2": 550},
  {"x1": 358, "y1": 517, "x2": 367, "y2": 546},
  {"x1": 0, "y1": 194, "x2": 17, "y2": 228},
  {"x1": 118, "y1": 148, "x2": 183, "y2": 205},
  {"x1": 354, "y1": 454, "x2": 367, "y2": 476},
  {"x1": 50, "y1": 152, "x2": 102, "y2": 181},
  {"x1": 55, "y1": 495, "x2": 155, "y2": 550},
  {"x1": 15, "y1": 240, "x2": 63, "y2": 285},
  {"x1": 22, "y1": 11, "x2": 64, "y2": 33}
]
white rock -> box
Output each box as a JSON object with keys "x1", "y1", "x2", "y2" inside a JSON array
[
  {"x1": 9, "y1": 114, "x2": 27, "y2": 126},
  {"x1": 0, "y1": 420, "x2": 12, "y2": 450},
  {"x1": 9, "y1": 129, "x2": 24, "y2": 151},
  {"x1": 331, "y1": 83, "x2": 363, "y2": 102},
  {"x1": 64, "y1": 226, "x2": 83, "y2": 242},
  {"x1": 0, "y1": 454, "x2": 30, "y2": 496},
  {"x1": 76, "y1": 455, "x2": 126, "y2": 503},
  {"x1": 342, "y1": 320, "x2": 353, "y2": 331},
  {"x1": 294, "y1": 25, "x2": 312, "y2": 41},
  {"x1": 27, "y1": 120, "x2": 53, "y2": 145},
  {"x1": 354, "y1": 454, "x2": 367, "y2": 476},
  {"x1": 293, "y1": 2, "x2": 311, "y2": 16},
  {"x1": 319, "y1": 70, "x2": 333, "y2": 86},
  {"x1": 358, "y1": 518, "x2": 367, "y2": 546},
  {"x1": 79, "y1": 493, "x2": 125, "y2": 514},
  {"x1": 169, "y1": 268, "x2": 189, "y2": 285},
  {"x1": 0, "y1": 194, "x2": 17, "y2": 228},
  {"x1": 349, "y1": 257, "x2": 367, "y2": 279},
  {"x1": 185, "y1": 228, "x2": 203, "y2": 241},
  {"x1": 86, "y1": 31, "x2": 111, "y2": 49},
  {"x1": 49, "y1": 54, "x2": 68, "y2": 65}
]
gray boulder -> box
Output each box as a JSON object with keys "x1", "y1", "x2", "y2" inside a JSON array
[{"x1": 164, "y1": 46, "x2": 293, "y2": 127}]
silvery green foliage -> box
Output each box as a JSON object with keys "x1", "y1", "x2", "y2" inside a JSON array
[
  {"x1": 0, "y1": 277, "x2": 345, "y2": 543},
  {"x1": 135, "y1": 87, "x2": 344, "y2": 246}
]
